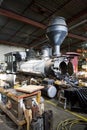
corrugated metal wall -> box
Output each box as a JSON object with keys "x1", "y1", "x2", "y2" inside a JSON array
[{"x1": 0, "y1": 44, "x2": 25, "y2": 62}]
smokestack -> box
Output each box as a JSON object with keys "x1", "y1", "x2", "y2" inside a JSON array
[{"x1": 46, "y1": 16, "x2": 68, "y2": 56}]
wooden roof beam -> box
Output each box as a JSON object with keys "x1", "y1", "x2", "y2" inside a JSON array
[
  {"x1": 0, "y1": 8, "x2": 87, "y2": 43},
  {"x1": 0, "y1": 8, "x2": 46, "y2": 29},
  {"x1": 68, "y1": 33, "x2": 87, "y2": 41}
]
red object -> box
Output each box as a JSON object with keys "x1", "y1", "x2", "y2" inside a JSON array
[{"x1": 66, "y1": 52, "x2": 80, "y2": 73}]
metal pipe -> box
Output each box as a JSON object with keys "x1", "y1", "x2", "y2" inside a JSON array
[{"x1": 69, "y1": 19, "x2": 87, "y2": 31}]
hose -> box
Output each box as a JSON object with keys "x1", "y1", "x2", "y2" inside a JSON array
[{"x1": 56, "y1": 118, "x2": 87, "y2": 130}]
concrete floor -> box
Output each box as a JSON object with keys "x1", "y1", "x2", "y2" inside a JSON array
[
  {"x1": 0, "y1": 98, "x2": 87, "y2": 130},
  {"x1": 45, "y1": 98, "x2": 87, "y2": 130}
]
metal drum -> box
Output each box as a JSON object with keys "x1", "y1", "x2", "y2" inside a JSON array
[{"x1": 42, "y1": 85, "x2": 57, "y2": 98}]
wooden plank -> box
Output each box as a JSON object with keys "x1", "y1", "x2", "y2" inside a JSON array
[
  {"x1": 15, "y1": 85, "x2": 44, "y2": 93},
  {"x1": 0, "y1": 87, "x2": 41, "y2": 100},
  {"x1": 17, "y1": 91, "x2": 40, "y2": 99}
]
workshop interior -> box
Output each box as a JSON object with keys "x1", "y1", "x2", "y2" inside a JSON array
[{"x1": 0, "y1": 0, "x2": 87, "y2": 130}]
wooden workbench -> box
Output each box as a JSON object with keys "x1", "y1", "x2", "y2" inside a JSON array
[{"x1": 0, "y1": 87, "x2": 41, "y2": 130}]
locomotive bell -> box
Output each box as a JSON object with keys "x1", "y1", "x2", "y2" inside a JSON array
[{"x1": 46, "y1": 16, "x2": 68, "y2": 56}]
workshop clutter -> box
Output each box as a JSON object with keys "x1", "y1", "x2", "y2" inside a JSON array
[
  {"x1": 0, "y1": 84, "x2": 53, "y2": 130},
  {"x1": 30, "y1": 110, "x2": 53, "y2": 130},
  {"x1": 23, "y1": 96, "x2": 53, "y2": 130}
]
